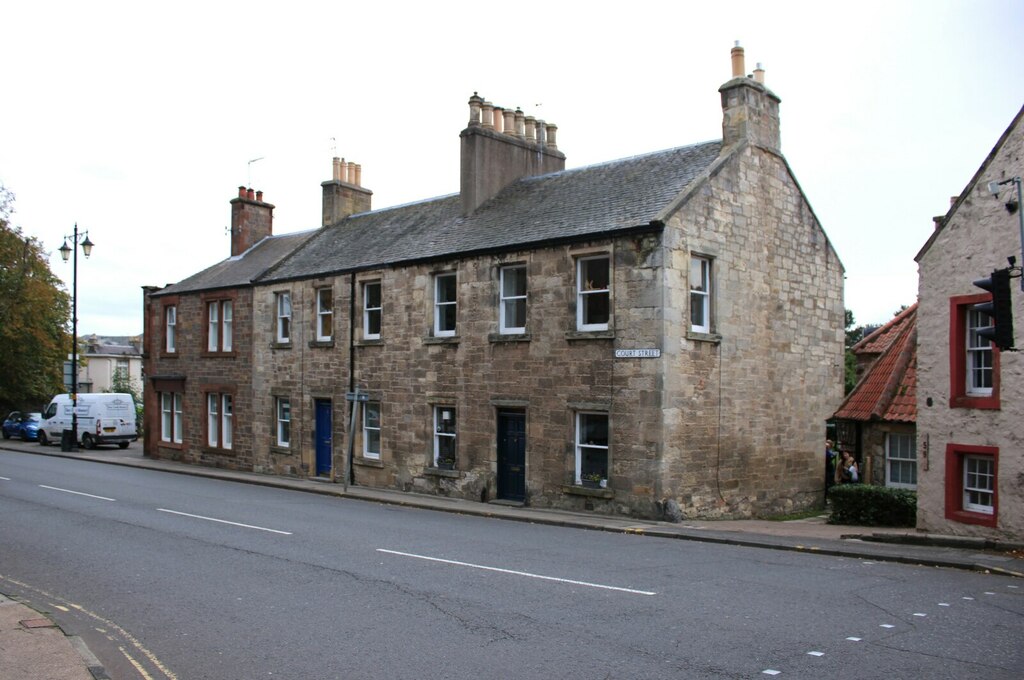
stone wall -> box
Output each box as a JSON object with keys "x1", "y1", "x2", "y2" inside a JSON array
[
  {"x1": 143, "y1": 287, "x2": 256, "y2": 470},
  {"x1": 251, "y1": 237, "x2": 669, "y2": 517},
  {"x1": 916, "y1": 113, "x2": 1024, "y2": 540},
  {"x1": 660, "y1": 143, "x2": 845, "y2": 518}
]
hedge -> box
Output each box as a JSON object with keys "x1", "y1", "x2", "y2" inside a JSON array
[{"x1": 828, "y1": 484, "x2": 917, "y2": 527}]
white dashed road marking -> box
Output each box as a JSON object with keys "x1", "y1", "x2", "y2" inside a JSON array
[
  {"x1": 39, "y1": 484, "x2": 115, "y2": 501},
  {"x1": 157, "y1": 508, "x2": 293, "y2": 535},
  {"x1": 377, "y1": 548, "x2": 656, "y2": 595}
]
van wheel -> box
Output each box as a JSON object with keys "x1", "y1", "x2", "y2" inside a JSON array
[
  {"x1": 118, "y1": 442, "x2": 129, "y2": 449},
  {"x1": 82, "y1": 433, "x2": 96, "y2": 450},
  {"x1": 38, "y1": 431, "x2": 49, "y2": 446}
]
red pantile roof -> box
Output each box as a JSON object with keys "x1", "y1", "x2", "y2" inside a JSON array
[{"x1": 833, "y1": 303, "x2": 917, "y2": 423}]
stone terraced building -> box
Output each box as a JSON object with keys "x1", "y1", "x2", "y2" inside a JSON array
[
  {"x1": 915, "y1": 104, "x2": 1024, "y2": 540},
  {"x1": 143, "y1": 45, "x2": 845, "y2": 520}
]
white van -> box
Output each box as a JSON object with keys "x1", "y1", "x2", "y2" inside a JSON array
[{"x1": 39, "y1": 393, "x2": 138, "y2": 449}]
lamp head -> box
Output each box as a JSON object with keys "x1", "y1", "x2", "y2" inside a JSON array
[
  {"x1": 988, "y1": 180, "x2": 1002, "y2": 198},
  {"x1": 59, "y1": 240, "x2": 72, "y2": 262},
  {"x1": 80, "y1": 234, "x2": 94, "y2": 258}
]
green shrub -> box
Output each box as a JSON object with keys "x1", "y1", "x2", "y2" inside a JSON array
[{"x1": 828, "y1": 485, "x2": 916, "y2": 527}]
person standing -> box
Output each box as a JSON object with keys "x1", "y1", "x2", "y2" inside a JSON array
[
  {"x1": 836, "y1": 449, "x2": 859, "y2": 484},
  {"x1": 825, "y1": 439, "x2": 838, "y2": 491}
]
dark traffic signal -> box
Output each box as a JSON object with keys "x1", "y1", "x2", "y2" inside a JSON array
[{"x1": 973, "y1": 267, "x2": 1015, "y2": 351}]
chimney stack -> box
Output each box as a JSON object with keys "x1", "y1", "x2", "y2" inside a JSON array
[
  {"x1": 230, "y1": 186, "x2": 274, "y2": 256},
  {"x1": 322, "y1": 155, "x2": 372, "y2": 226},
  {"x1": 719, "y1": 43, "x2": 781, "y2": 151},
  {"x1": 460, "y1": 92, "x2": 566, "y2": 216}
]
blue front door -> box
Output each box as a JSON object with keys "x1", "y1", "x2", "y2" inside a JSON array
[{"x1": 315, "y1": 400, "x2": 332, "y2": 476}]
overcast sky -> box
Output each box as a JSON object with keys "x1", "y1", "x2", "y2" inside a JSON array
[{"x1": 3, "y1": 0, "x2": 1023, "y2": 336}]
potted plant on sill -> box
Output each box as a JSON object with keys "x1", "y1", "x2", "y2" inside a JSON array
[
  {"x1": 436, "y1": 456, "x2": 456, "y2": 471},
  {"x1": 581, "y1": 472, "x2": 605, "y2": 489}
]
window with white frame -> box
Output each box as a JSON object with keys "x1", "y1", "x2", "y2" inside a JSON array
[
  {"x1": 208, "y1": 302, "x2": 219, "y2": 352},
  {"x1": 575, "y1": 412, "x2": 609, "y2": 484},
  {"x1": 165, "y1": 306, "x2": 176, "y2": 353},
  {"x1": 363, "y1": 401, "x2": 381, "y2": 460},
  {"x1": 276, "y1": 292, "x2": 292, "y2": 343},
  {"x1": 206, "y1": 393, "x2": 232, "y2": 450},
  {"x1": 499, "y1": 265, "x2": 527, "y2": 334},
  {"x1": 316, "y1": 288, "x2": 333, "y2": 341},
  {"x1": 690, "y1": 256, "x2": 711, "y2": 333},
  {"x1": 160, "y1": 392, "x2": 183, "y2": 444},
  {"x1": 434, "y1": 273, "x2": 457, "y2": 337},
  {"x1": 114, "y1": 359, "x2": 129, "y2": 383},
  {"x1": 207, "y1": 394, "x2": 219, "y2": 447},
  {"x1": 223, "y1": 301, "x2": 232, "y2": 352},
  {"x1": 576, "y1": 256, "x2": 610, "y2": 331},
  {"x1": 207, "y1": 300, "x2": 233, "y2": 352},
  {"x1": 222, "y1": 394, "x2": 233, "y2": 449},
  {"x1": 433, "y1": 406, "x2": 456, "y2": 467},
  {"x1": 275, "y1": 397, "x2": 291, "y2": 447},
  {"x1": 364, "y1": 281, "x2": 381, "y2": 340},
  {"x1": 885, "y1": 433, "x2": 916, "y2": 488},
  {"x1": 963, "y1": 455, "x2": 995, "y2": 514},
  {"x1": 966, "y1": 308, "x2": 993, "y2": 395}
]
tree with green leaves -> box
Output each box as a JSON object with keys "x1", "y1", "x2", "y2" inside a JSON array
[{"x1": 0, "y1": 184, "x2": 71, "y2": 413}]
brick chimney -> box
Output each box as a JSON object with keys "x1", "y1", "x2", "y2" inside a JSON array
[
  {"x1": 322, "y1": 156, "x2": 372, "y2": 226},
  {"x1": 460, "y1": 92, "x2": 566, "y2": 216},
  {"x1": 230, "y1": 186, "x2": 274, "y2": 256},
  {"x1": 719, "y1": 42, "x2": 781, "y2": 151}
]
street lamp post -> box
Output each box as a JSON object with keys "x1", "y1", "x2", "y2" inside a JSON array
[{"x1": 59, "y1": 224, "x2": 94, "y2": 451}]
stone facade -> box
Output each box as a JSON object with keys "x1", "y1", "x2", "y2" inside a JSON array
[
  {"x1": 143, "y1": 45, "x2": 846, "y2": 521},
  {"x1": 915, "y1": 105, "x2": 1024, "y2": 540}
]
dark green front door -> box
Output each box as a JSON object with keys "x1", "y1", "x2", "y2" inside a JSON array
[{"x1": 497, "y1": 411, "x2": 526, "y2": 501}]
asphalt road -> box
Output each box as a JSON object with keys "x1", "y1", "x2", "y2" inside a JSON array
[{"x1": 1, "y1": 450, "x2": 1021, "y2": 679}]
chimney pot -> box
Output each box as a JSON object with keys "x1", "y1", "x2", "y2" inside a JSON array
[
  {"x1": 468, "y1": 92, "x2": 484, "y2": 126},
  {"x1": 502, "y1": 108, "x2": 516, "y2": 136},
  {"x1": 514, "y1": 108, "x2": 525, "y2": 138},
  {"x1": 256, "y1": 190, "x2": 263, "y2": 202},
  {"x1": 238, "y1": 186, "x2": 247, "y2": 198},
  {"x1": 333, "y1": 156, "x2": 342, "y2": 181},
  {"x1": 545, "y1": 123, "x2": 558, "y2": 150},
  {"x1": 354, "y1": 164, "x2": 362, "y2": 187},
  {"x1": 731, "y1": 41, "x2": 745, "y2": 78},
  {"x1": 482, "y1": 102, "x2": 494, "y2": 129},
  {"x1": 753, "y1": 62, "x2": 765, "y2": 84},
  {"x1": 525, "y1": 116, "x2": 537, "y2": 142},
  {"x1": 536, "y1": 119, "x2": 547, "y2": 146},
  {"x1": 247, "y1": 188, "x2": 255, "y2": 200}
]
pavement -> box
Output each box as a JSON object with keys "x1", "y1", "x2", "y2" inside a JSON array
[{"x1": 1, "y1": 438, "x2": 1022, "y2": 679}]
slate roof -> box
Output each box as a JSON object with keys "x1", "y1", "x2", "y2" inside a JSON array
[
  {"x1": 261, "y1": 140, "x2": 723, "y2": 283},
  {"x1": 833, "y1": 304, "x2": 917, "y2": 423},
  {"x1": 153, "y1": 231, "x2": 315, "y2": 296}
]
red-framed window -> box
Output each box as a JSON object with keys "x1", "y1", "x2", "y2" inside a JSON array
[
  {"x1": 948, "y1": 294, "x2": 1000, "y2": 409},
  {"x1": 944, "y1": 443, "x2": 998, "y2": 528}
]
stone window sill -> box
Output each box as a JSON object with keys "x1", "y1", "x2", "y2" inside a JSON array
[
  {"x1": 562, "y1": 484, "x2": 615, "y2": 499},
  {"x1": 356, "y1": 338, "x2": 383, "y2": 347},
  {"x1": 424, "y1": 335, "x2": 460, "y2": 346},
  {"x1": 201, "y1": 446, "x2": 236, "y2": 456},
  {"x1": 686, "y1": 331, "x2": 722, "y2": 344},
  {"x1": 200, "y1": 351, "x2": 238, "y2": 359},
  {"x1": 565, "y1": 330, "x2": 615, "y2": 341},
  {"x1": 270, "y1": 444, "x2": 293, "y2": 455},
  {"x1": 489, "y1": 332, "x2": 531, "y2": 343},
  {"x1": 308, "y1": 339, "x2": 335, "y2": 349},
  {"x1": 354, "y1": 457, "x2": 384, "y2": 469},
  {"x1": 270, "y1": 342, "x2": 292, "y2": 350},
  {"x1": 424, "y1": 466, "x2": 462, "y2": 479}
]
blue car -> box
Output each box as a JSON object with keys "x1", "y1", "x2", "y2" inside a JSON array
[
  {"x1": 1, "y1": 411, "x2": 41, "y2": 441},
  {"x1": 18, "y1": 412, "x2": 42, "y2": 441}
]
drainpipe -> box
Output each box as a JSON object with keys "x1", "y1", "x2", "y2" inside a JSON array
[{"x1": 345, "y1": 272, "x2": 357, "y2": 490}]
